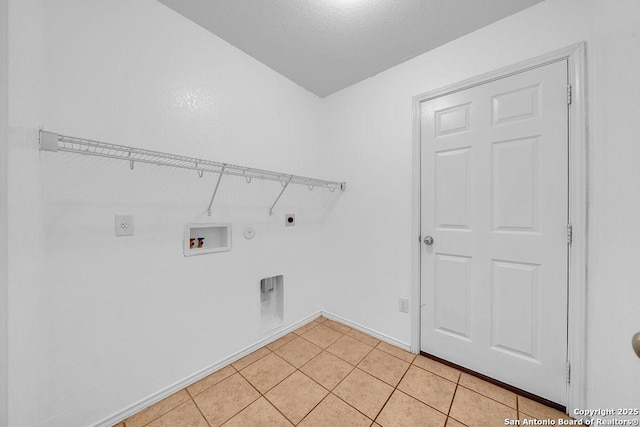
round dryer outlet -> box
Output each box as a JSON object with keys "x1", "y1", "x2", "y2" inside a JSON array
[{"x1": 285, "y1": 214, "x2": 295, "y2": 226}]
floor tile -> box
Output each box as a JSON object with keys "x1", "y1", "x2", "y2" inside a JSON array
[
  {"x1": 315, "y1": 316, "x2": 328, "y2": 323},
  {"x1": 397, "y1": 366, "x2": 456, "y2": 414},
  {"x1": 240, "y1": 352, "x2": 296, "y2": 393},
  {"x1": 347, "y1": 329, "x2": 381, "y2": 347},
  {"x1": 358, "y1": 348, "x2": 410, "y2": 387},
  {"x1": 445, "y1": 417, "x2": 467, "y2": 427},
  {"x1": 300, "y1": 351, "x2": 354, "y2": 390},
  {"x1": 302, "y1": 324, "x2": 344, "y2": 349},
  {"x1": 232, "y1": 347, "x2": 271, "y2": 371},
  {"x1": 298, "y1": 394, "x2": 371, "y2": 427},
  {"x1": 146, "y1": 400, "x2": 208, "y2": 427},
  {"x1": 322, "y1": 319, "x2": 352, "y2": 334},
  {"x1": 376, "y1": 390, "x2": 447, "y2": 427},
  {"x1": 376, "y1": 341, "x2": 416, "y2": 363},
  {"x1": 333, "y1": 368, "x2": 394, "y2": 419},
  {"x1": 412, "y1": 355, "x2": 460, "y2": 383},
  {"x1": 193, "y1": 373, "x2": 260, "y2": 426},
  {"x1": 273, "y1": 337, "x2": 322, "y2": 368},
  {"x1": 458, "y1": 373, "x2": 516, "y2": 408},
  {"x1": 267, "y1": 333, "x2": 298, "y2": 351},
  {"x1": 123, "y1": 320, "x2": 567, "y2": 427},
  {"x1": 187, "y1": 365, "x2": 236, "y2": 397},
  {"x1": 326, "y1": 335, "x2": 373, "y2": 365},
  {"x1": 518, "y1": 396, "x2": 572, "y2": 420},
  {"x1": 294, "y1": 320, "x2": 320, "y2": 335},
  {"x1": 265, "y1": 371, "x2": 328, "y2": 424},
  {"x1": 520, "y1": 413, "x2": 539, "y2": 423},
  {"x1": 449, "y1": 386, "x2": 516, "y2": 427},
  {"x1": 113, "y1": 423, "x2": 125, "y2": 427},
  {"x1": 223, "y1": 397, "x2": 293, "y2": 426},
  {"x1": 124, "y1": 389, "x2": 191, "y2": 427}
]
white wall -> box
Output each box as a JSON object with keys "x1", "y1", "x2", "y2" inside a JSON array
[
  {"x1": 0, "y1": 0, "x2": 8, "y2": 423},
  {"x1": 7, "y1": 0, "x2": 48, "y2": 425},
  {"x1": 585, "y1": 0, "x2": 640, "y2": 411},
  {"x1": 7, "y1": 0, "x2": 339, "y2": 425},
  {"x1": 322, "y1": 0, "x2": 640, "y2": 413}
]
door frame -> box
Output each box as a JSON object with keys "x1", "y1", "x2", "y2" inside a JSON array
[{"x1": 410, "y1": 42, "x2": 587, "y2": 413}]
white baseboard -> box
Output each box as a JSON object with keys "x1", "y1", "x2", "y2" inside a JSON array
[
  {"x1": 321, "y1": 311, "x2": 413, "y2": 352},
  {"x1": 93, "y1": 311, "x2": 322, "y2": 427}
]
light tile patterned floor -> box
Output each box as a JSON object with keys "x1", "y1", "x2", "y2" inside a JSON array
[{"x1": 116, "y1": 317, "x2": 571, "y2": 427}]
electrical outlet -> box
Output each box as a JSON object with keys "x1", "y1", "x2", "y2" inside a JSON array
[
  {"x1": 285, "y1": 214, "x2": 295, "y2": 226},
  {"x1": 399, "y1": 297, "x2": 409, "y2": 313},
  {"x1": 115, "y1": 214, "x2": 134, "y2": 236}
]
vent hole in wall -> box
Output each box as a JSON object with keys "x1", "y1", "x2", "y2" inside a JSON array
[{"x1": 261, "y1": 275, "x2": 283, "y2": 334}]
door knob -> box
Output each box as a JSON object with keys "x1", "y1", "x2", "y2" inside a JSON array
[
  {"x1": 423, "y1": 236, "x2": 434, "y2": 246},
  {"x1": 633, "y1": 332, "x2": 640, "y2": 359}
]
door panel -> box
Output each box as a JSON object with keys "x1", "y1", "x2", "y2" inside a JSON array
[
  {"x1": 435, "y1": 148, "x2": 471, "y2": 230},
  {"x1": 420, "y1": 60, "x2": 569, "y2": 405},
  {"x1": 434, "y1": 253, "x2": 471, "y2": 340},
  {"x1": 491, "y1": 136, "x2": 539, "y2": 232},
  {"x1": 491, "y1": 259, "x2": 539, "y2": 360}
]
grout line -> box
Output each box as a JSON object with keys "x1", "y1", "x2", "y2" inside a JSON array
[
  {"x1": 409, "y1": 362, "x2": 459, "y2": 385},
  {"x1": 371, "y1": 382, "x2": 395, "y2": 423},
  {"x1": 303, "y1": 331, "x2": 375, "y2": 421},
  {"x1": 375, "y1": 341, "x2": 416, "y2": 364},
  {"x1": 198, "y1": 372, "x2": 263, "y2": 425},
  {"x1": 187, "y1": 365, "x2": 239, "y2": 399},
  {"x1": 394, "y1": 365, "x2": 457, "y2": 420},
  {"x1": 231, "y1": 347, "x2": 273, "y2": 372},
  {"x1": 236, "y1": 353, "x2": 297, "y2": 396},
  {"x1": 346, "y1": 329, "x2": 381, "y2": 347},
  {"x1": 330, "y1": 388, "x2": 376, "y2": 423},
  {"x1": 133, "y1": 392, "x2": 191, "y2": 427},
  {"x1": 220, "y1": 394, "x2": 262, "y2": 426},
  {"x1": 262, "y1": 387, "x2": 298, "y2": 426},
  {"x1": 290, "y1": 370, "x2": 333, "y2": 424},
  {"x1": 321, "y1": 321, "x2": 352, "y2": 335},
  {"x1": 369, "y1": 358, "x2": 416, "y2": 423},
  {"x1": 208, "y1": 373, "x2": 263, "y2": 426},
  {"x1": 295, "y1": 391, "x2": 332, "y2": 425},
  {"x1": 456, "y1": 384, "x2": 518, "y2": 411},
  {"x1": 291, "y1": 321, "x2": 321, "y2": 336},
  {"x1": 266, "y1": 333, "x2": 297, "y2": 351},
  {"x1": 190, "y1": 394, "x2": 212, "y2": 427},
  {"x1": 447, "y1": 382, "x2": 459, "y2": 417}
]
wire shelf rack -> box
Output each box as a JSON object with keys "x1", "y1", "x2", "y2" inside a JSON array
[{"x1": 40, "y1": 130, "x2": 346, "y2": 215}]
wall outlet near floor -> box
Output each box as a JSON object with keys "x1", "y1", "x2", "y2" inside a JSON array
[
  {"x1": 399, "y1": 297, "x2": 409, "y2": 313},
  {"x1": 115, "y1": 214, "x2": 134, "y2": 236}
]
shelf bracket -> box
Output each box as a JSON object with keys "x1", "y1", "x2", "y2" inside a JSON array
[
  {"x1": 206, "y1": 165, "x2": 226, "y2": 216},
  {"x1": 40, "y1": 131, "x2": 60, "y2": 152},
  {"x1": 269, "y1": 176, "x2": 293, "y2": 216}
]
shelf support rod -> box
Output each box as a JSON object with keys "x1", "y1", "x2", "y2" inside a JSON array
[
  {"x1": 269, "y1": 176, "x2": 293, "y2": 216},
  {"x1": 206, "y1": 165, "x2": 226, "y2": 216}
]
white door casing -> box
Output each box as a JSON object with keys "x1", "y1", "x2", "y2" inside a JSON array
[{"x1": 419, "y1": 60, "x2": 569, "y2": 405}]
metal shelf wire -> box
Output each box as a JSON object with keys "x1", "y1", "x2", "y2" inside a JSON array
[{"x1": 40, "y1": 130, "x2": 346, "y2": 215}]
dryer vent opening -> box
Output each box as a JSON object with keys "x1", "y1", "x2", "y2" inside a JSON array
[{"x1": 260, "y1": 275, "x2": 283, "y2": 334}]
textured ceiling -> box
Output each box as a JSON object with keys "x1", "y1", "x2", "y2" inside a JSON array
[{"x1": 157, "y1": 0, "x2": 544, "y2": 97}]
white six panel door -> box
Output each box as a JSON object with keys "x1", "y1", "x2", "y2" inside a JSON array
[{"x1": 420, "y1": 60, "x2": 569, "y2": 404}]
